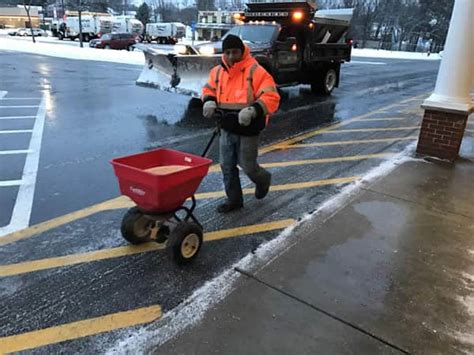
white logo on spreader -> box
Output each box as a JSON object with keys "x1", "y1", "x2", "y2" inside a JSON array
[{"x1": 130, "y1": 186, "x2": 146, "y2": 196}]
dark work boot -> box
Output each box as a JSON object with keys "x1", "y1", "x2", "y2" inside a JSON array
[
  {"x1": 217, "y1": 200, "x2": 243, "y2": 213},
  {"x1": 255, "y1": 174, "x2": 271, "y2": 200}
]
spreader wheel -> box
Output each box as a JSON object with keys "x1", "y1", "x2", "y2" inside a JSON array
[
  {"x1": 171, "y1": 222, "x2": 203, "y2": 264},
  {"x1": 121, "y1": 207, "x2": 154, "y2": 244}
]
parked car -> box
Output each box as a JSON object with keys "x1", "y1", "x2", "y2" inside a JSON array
[
  {"x1": 89, "y1": 32, "x2": 138, "y2": 50},
  {"x1": 14, "y1": 28, "x2": 47, "y2": 37},
  {"x1": 8, "y1": 28, "x2": 20, "y2": 36}
]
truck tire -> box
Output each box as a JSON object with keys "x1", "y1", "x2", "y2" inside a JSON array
[
  {"x1": 83, "y1": 34, "x2": 90, "y2": 42},
  {"x1": 58, "y1": 33, "x2": 63, "y2": 40},
  {"x1": 311, "y1": 68, "x2": 337, "y2": 95}
]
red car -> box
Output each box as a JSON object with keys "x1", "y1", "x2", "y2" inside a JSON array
[{"x1": 89, "y1": 33, "x2": 138, "y2": 50}]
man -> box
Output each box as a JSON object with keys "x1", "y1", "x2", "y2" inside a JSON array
[{"x1": 202, "y1": 35, "x2": 280, "y2": 213}]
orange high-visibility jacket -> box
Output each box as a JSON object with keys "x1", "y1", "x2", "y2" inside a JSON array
[{"x1": 202, "y1": 45, "x2": 280, "y2": 125}]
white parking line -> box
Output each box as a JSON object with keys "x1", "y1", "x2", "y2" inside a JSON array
[
  {"x1": 0, "y1": 116, "x2": 36, "y2": 120},
  {"x1": 349, "y1": 60, "x2": 387, "y2": 65},
  {"x1": 0, "y1": 130, "x2": 33, "y2": 134},
  {"x1": 0, "y1": 149, "x2": 33, "y2": 155},
  {"x1": 0, "y1": 180, "x2": 23, "y2": 187},
  {"x1": 0, "y1": 96, "x2": 46, "y2": 237},
  {"x1": 0, "y1": 91, "x2": 6, "y2": 99},
  {"x1": 0, "y1": 105, "x2": 40, "y2": 108},
  {"x1": 0, "y1": 98, "x2": 41, "y2": 100}
]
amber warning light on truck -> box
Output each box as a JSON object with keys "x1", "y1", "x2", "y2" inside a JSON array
[{"x1": 292, "y1": 11, "x2": 304, "y2": 21}]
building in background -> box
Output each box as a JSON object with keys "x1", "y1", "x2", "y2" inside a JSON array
[
  {"x1": 46, "y1": 0, "x2": 66, "y2": 20},
  {"x1": 196, "y1": 10, "x2": 240, "y2": 40},
  {"x1": 0, "y1": 5, "x2": 40, "y2": 28}
]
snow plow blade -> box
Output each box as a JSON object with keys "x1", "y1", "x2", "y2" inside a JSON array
[{"x1": 136, "y1": 44, "x2": 221, "y2": 97}]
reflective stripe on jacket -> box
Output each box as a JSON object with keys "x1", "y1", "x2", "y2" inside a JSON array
[{"x1": 202, "y1": 45, "x2": 280, "y2": 135}]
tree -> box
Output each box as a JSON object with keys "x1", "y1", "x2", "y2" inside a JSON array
[
  {"x1": 196, "y1": 0, "x2": 214, "y2": 11},
  {"x1": 87, "y1": 0, "x2": 109, "y2": 12},
  {"x1": 23, "y1": 0, "x2": 38, "y2": 43},
  {"x1": 136, "y1": 2, "x2": 151, "y2": 25},
  {"x1": 177, "y1": 6, "x2": 198, "y2": 25},
  {"x1": 353, "y1": 0, "x2": 381, "y2": 47},
  {"x1": 418, "y1": 0, "x2": 454, "y2": 48}
]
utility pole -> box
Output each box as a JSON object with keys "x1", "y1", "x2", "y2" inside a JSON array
[{"x1": 78, "y1": 0, "x2": 83, "y2": 48}]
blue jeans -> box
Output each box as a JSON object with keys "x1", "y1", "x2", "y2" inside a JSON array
[{"x1": 219, "y1": 130, "x2": 271, "y2": 204}]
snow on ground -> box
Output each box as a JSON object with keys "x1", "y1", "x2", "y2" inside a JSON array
[
  {"x1": 0, "y1": 35, "x2": 441, "y2": 66},
  {"x1": 352, "y1": 48, "x2": 441, "y2": 61},
  {"x1": 1, "y1": 34, "x2": 80, "y2": 47},
  {"x1": 0, "y1": 36, "x2": 145, "y2": 65},
  {"x1": 180, "y1": 39, "x2": 208, "y2": 46}
]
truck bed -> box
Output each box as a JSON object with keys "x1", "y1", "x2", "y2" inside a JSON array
[{"x1": 305, "y1": 43, "x2": 352, "y2": 63}]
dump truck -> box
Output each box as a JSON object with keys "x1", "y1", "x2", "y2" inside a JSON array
[
  {"x1": 112, "y1": 16, "x2": 144, "y2": 36},
  {"x1": 57, "y1": 13, "x2": 113, "y2": 42},
  {"x1": 136, "y1": 0, "x2": 353, "y2": 97},
  {"x1": 145, "y1": 22, "x2": 186, "y2": 44}
]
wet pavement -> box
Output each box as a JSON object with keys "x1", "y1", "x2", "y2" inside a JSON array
[
  {"x1": 159, "y1": 139, "x2": 474, "y2": 355},
  {"x1": 0, "y1": 52, "x2": 438, "y2": 226},
  {"x1": 0, "y1": 50, "x2": 450, "y2": 353}
]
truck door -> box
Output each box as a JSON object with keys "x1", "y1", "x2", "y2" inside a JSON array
[{"x1": 275, "y1": 29, "x2": 302, "y2": 84}]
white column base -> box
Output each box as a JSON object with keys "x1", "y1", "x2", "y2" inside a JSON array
[{"x1": 422, "y1": 93, "x2": 474, "y2": 114}]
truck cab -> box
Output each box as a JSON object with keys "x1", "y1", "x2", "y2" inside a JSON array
[
  {"x1": 137, "y1": 0, "x2": 353, "y2": 96},
  {"x1": 194, "y1": 1, "x2": 352, "y2": 94}
]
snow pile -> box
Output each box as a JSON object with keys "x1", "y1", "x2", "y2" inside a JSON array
[
  {"x1": 136, "y1": 66, "x2": 203, "y2": 97},
  {"x1": 353, "y1": 48, "x2": 441, "y2": 61},
  {"x1": 0, "y1": 37, "x2": 145, "y2": 65}
]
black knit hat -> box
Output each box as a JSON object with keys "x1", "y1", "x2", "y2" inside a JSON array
[{"x1": 222, "y1": 34, "x2": 244, "y2": 53}]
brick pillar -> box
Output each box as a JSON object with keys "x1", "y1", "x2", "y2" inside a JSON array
[
  {"x1": 416, "y1": 109, "x2": 468, "y2": 161},
  {"x1": 417, "y1": 0, "x2": 473, "y2": 161}
]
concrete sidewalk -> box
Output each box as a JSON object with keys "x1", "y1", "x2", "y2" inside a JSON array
[{"x1": 158, "y1": 135, "x2": 474, "y2": 355}]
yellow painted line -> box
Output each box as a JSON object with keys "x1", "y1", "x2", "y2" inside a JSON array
[
  {"x1": 277, "y1": 136, "x2": 418, "y2": 148},
  {"x1": 0, "y1": 93, "x2": 427, "y2": 246},
  {"x1": 0, "y1": 219, "x2": 295, "y2": 277},
  {"x1": 259, "y1": 122, "x2": 353, "y2": 155},
  {"x1": 259, "y1": 153, "x2": 394, "y2": 169},
  {"x1": 0, "y1": 196, "x2": 131, "y2": 247},
  {"x1": 0, "y1": 243, "x2": 162, "y2": 277},
  {"x1": 195, "y1": 176, "x2": 359, "y2": 199},
  {"x1": 269, "y1": 177, "x2": 357, "y2": 191},
  {"x1": 402, "y1": 97, "x2": 426, "y2": 103},
  {"x1": 208, "y1": 153, "x2": 394, "y2": 173},
  {"x1": 203, "y1": 218, "x2": 294, "y2": 241},
  {"x1": 0, "y1": 175, "x2": 355, "y2": 279},
  {"x1": 0, "y1": 305, "x2": 162, "y2": 353},
  {"x1": 324, "y1": 126, "x2": 419, "y2": 134},
  {"x1": 0, "y1": 174, "x2": 358, "y2": 247},
  {"x1": 259, "y1": 93, "x2": 427, "y2": 155},
  {"x1": 357, "y1": 117, "x2": 406, "y2": 121}
]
